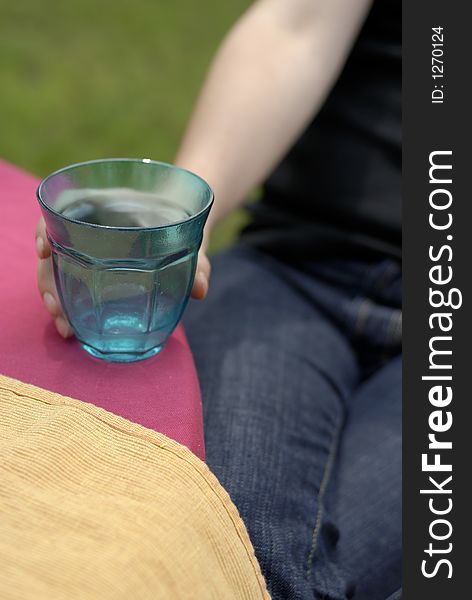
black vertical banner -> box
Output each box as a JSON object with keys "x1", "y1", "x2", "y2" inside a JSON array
[{"x1": 403, "y1": 1, "x2": 471, "y2": 598}]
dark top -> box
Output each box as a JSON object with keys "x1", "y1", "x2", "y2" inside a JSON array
[{"x1": 241, "y1": 0, "x2": 401, "y2": 262}]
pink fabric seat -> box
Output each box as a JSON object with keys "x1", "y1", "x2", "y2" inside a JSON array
[{"x1": 0, "y1": 159, "x2": 205, "y2": 460}]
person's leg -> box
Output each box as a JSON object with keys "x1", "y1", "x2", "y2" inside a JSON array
[
  {"x1": 184, "y1": 246, "x2": 359, "y2": 600},
  {"x1": 324, "y1": 357, "x2": 402, "y2": 599}
]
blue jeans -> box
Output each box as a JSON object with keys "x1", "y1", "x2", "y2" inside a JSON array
[{"x1": 184, "y1": 246, "x2": 402, "y2": 600}]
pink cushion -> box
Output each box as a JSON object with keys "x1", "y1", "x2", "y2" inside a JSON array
[{"x1": 0, "y1": 160, "x2": 205, "y2": 460}]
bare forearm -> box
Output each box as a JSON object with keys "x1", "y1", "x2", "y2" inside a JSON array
[{"x1": 175, "y1": 0, "x2": 372, "y2": 229}]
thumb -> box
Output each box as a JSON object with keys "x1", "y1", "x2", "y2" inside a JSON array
[{"x1": 191, "y1": 251, "x2": 211, "y2": 300}]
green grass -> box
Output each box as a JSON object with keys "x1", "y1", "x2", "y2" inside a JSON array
[{"x1": 0, "y1": 0, "x2": 252, "y2": 252}]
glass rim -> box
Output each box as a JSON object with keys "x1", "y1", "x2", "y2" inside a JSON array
[{"x1": 36, "y1": 157, "x2": 214, "y2": 232}]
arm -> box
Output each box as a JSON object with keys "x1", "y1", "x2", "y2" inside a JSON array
[{"x1": 175, "y1": 0, "x2": 374, "y2": 232}]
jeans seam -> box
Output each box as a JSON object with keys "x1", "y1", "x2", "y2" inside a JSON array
[
  {"x1": 305, "y1": 411, "x2": 344, "y2": 581},
  {"x1": 353, "y1": 298, "x2": 372, "y2": 337},
  {"x1": 385, "y1": 588, "x2": 402, "y2": 600}
]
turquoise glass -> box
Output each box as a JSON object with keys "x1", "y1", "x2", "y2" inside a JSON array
[{"x1": 37, "y1": 158, "x2": 213, "y2": 362}]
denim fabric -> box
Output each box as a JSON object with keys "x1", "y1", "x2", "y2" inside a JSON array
[{"x1": 184, "y1": 246, "x2": 401, "y2": 600}]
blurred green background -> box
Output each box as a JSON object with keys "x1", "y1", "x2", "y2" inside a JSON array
[{"x1": 0, "y1": 0, "x2": 252, "y2": 251}]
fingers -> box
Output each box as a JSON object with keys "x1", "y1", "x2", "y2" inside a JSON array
[
  {"x1": 37, "y1": 256, "x2": 73, "y2": 338},
  {"x1": 54, "y1": 316, "x2": 73, "y2": 339},
  {"x1": 191, "y1": 251, "x2": 211, "y2": 300},
  {"x1": 36, "y1": 217, "x2": 72, "y2": 337},
  {"x1": 35, "y1": 217, "x2": 51, "y2": 259},
  {"x1": 37, "y1": 243, "x2": 59, "y2": 313}
]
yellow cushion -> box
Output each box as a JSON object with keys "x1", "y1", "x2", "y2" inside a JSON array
[{"x1": 0, "y1": 375, "x2": 269, "y2": 600}]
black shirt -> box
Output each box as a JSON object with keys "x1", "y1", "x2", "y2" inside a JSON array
[{"x1": 241, "y1": 0, "x2": 401, "y2": 261}]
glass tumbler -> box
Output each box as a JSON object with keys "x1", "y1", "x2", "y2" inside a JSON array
[{"x1": 37, "y1": 158, "x2": 213, "y2": 362}]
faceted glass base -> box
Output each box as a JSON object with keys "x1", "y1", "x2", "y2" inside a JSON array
[{"x1": 82, "y1": 343, "x2": 162, "y2": 363}]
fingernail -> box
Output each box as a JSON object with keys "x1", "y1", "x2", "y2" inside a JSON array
[
  {"x1": 36, "y1": 236, "x2": 44, "y2": 257},
  {"x1": 55, "y1": 317, "x2": 71, "y2": 338},
  {"x1": 43, "y1": 292, "x2": 57, "y2": 316}
]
